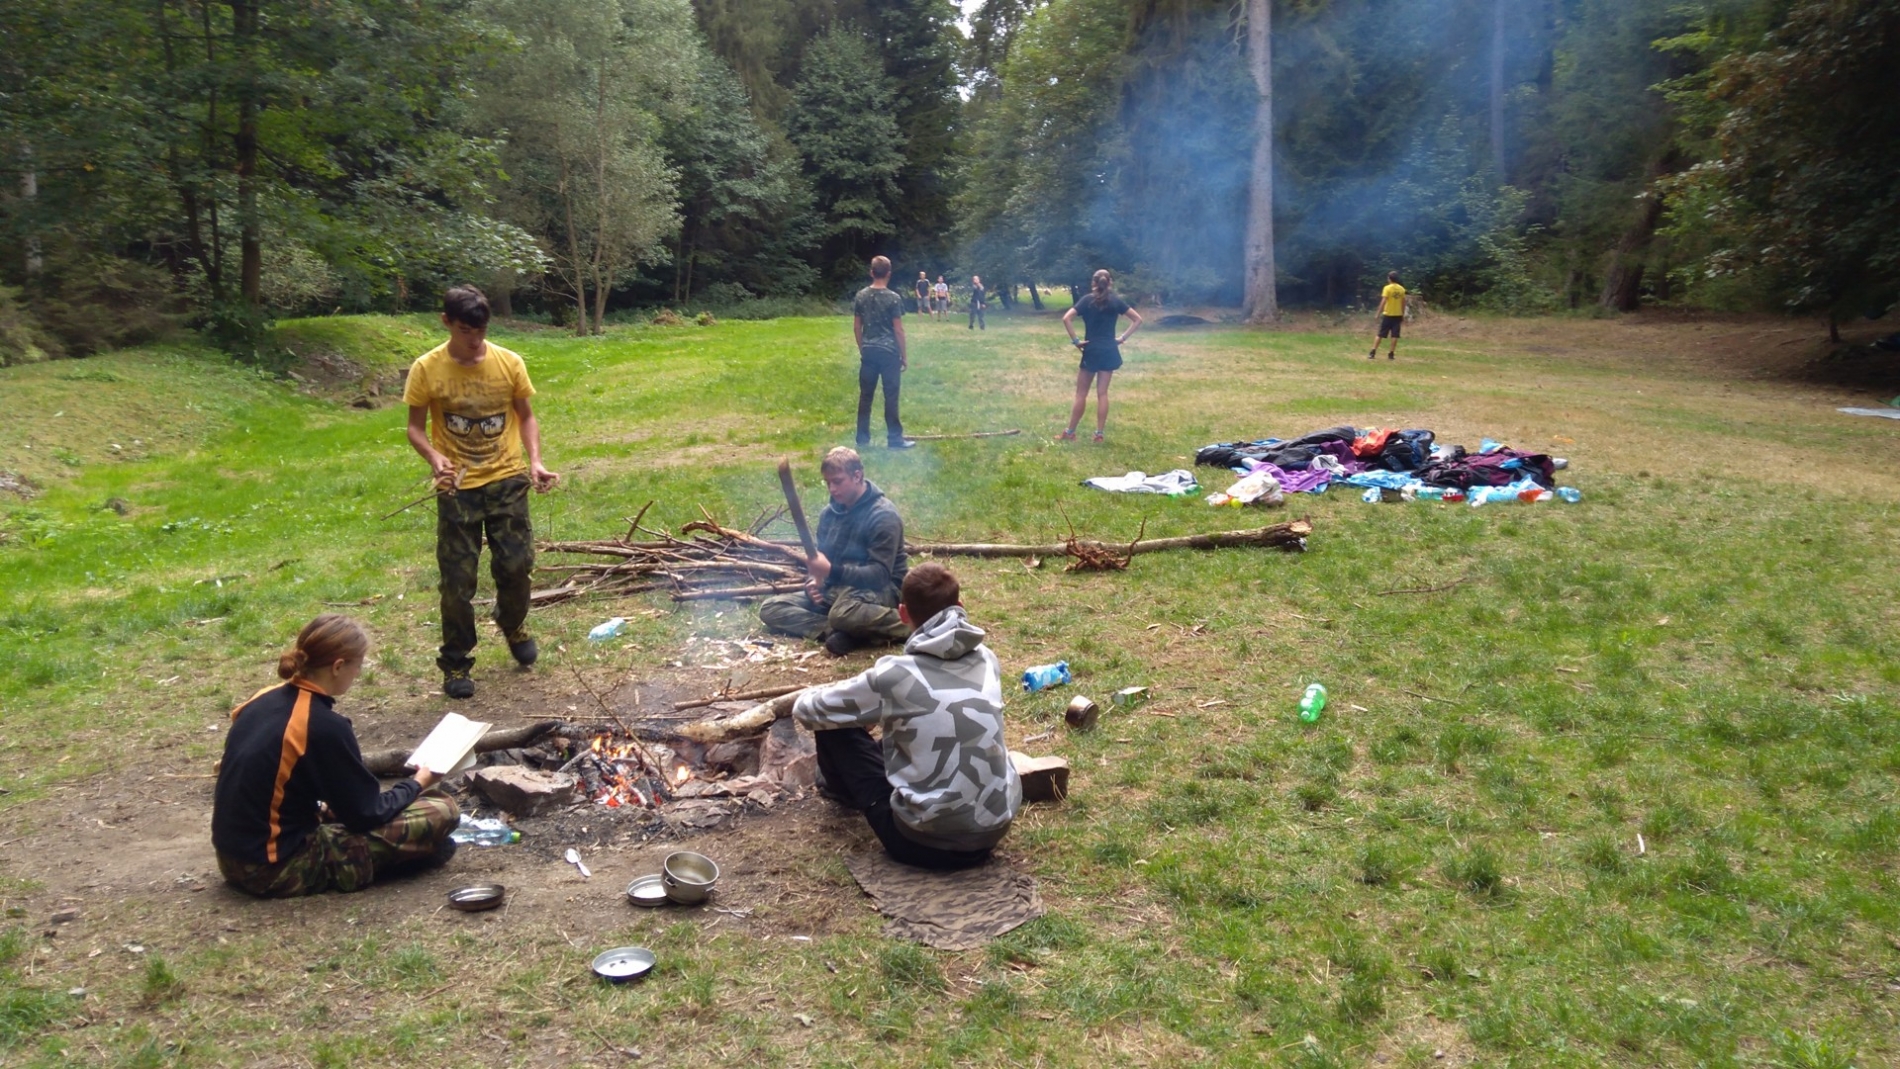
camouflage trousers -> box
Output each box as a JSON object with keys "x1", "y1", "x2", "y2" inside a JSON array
[
  {"x1": 217, "y1": 791, "x2": 461, "y2": 898},
  {"x1": 758, "y1": 586, "x2": 908, "y2": 643},
  {"x1": 437, "y1": 474, "x2": 535, "y2": 673}
]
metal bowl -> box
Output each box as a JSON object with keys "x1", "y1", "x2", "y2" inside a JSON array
[
  {"x1": 445, "y1": 884, "x2": 505, "y2": 912},
  {"x1": 625, "y1": 874, "x2": 669, "y2": 908},
  {"x1": 661, "y1": 851, "x2": 719, "y2": 905},
  {"x1": 591, "y1": 946, "x2": 656, "y2": 983}
]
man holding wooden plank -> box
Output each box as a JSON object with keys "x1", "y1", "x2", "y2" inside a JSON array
[{"x1": 759, "y1": 447, "x2": 910, "y2": 656}]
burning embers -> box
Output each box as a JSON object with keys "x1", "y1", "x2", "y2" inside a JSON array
[{"x1": 566, "y1": 720, "x2": 816, "y2": 813}]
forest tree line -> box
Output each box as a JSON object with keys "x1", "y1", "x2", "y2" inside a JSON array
[{"x1": 0, "y1": 0, "x2": 1892, "y2": 359}]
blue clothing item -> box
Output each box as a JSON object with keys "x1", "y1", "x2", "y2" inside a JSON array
[{"x1": 1342, "y1": 470, "x2": 1415, "y2": 490}]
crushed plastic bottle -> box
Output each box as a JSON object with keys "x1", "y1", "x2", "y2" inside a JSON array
[
  {"x1": 1556, "y1": 487, "x2": 1581, "y2": 503},
  {"x1": 1022, "y1": 661, "x2": 1072, "y2": 692},
  {"x1": 587, "y1": 617, "x2": 627, "y2": 642},
  {"x1": 451, "y1": 815, "x2": 520, "y2": 846},
  {"x1": 1479, "y1": 437, "x2": 1504, "y2": 454},
  {"x1": 1361, "y1": 487, "x2": 1382, "y2": 504},
  {"x1": 1298, "y1": 683, "x2": 1327, "y2": 724}
]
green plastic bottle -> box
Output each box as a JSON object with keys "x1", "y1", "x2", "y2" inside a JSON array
[{"x1": 1298, "y1": 683, "x2": 1327, "y2": 723}]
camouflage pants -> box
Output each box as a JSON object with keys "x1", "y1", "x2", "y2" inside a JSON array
[
  {"x1": 217, "y1": 791, "x2": 461, "y2": 898},
  {"x1": 437, "y1": 475, "x2": 535, "y2": 673},
  {"x1": 758, "y1": 586, "x2": 908, "y2": 643}
]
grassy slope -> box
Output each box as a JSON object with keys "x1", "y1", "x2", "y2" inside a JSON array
[{"x1": 3, "y1": 311, "x2": 1900, "y2": 1067}]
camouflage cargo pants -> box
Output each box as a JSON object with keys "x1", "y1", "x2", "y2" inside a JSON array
[
  {"x1": 437, "y1": 474, "x2": 534, "y2": 673},
  {"x1": 758, "y1": 587, "x2": 908, "y2": 643},
  {"x1": 217, "y1": 791, "x2": 461, "y2": 897}
]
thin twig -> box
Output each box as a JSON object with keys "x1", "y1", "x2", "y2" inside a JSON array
[
  {"x1": 1376, "y1": 576, "x2": 1471, "y2": 596},
  {"x1": 1400, "y1": 688, "x2": 1459, "y2": 705},
  {"x1": 903, "y1": 429, "x2": 1022, "y2": 441},
  {"x1": 672, "y1": 684, "x2": 808, "y2": 712},
  {"x1": 379, "y1": 469, "x2": 463, "y2": 521},
  {"x1": 623, "y1": 500, "x2": 654, "y2": 543}
]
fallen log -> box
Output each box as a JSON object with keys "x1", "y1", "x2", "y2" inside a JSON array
[
  {"x1": 362, "y1": 719, "x2": 563, "y2": 777},
  {"x1": 910, "y1": 518, "x2": 1311, "y2": 559},
  {"x1": 672, "y1": 691, "x2": 806, "y2": 744}
]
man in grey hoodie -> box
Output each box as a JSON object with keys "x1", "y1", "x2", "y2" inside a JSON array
[
  {"x1": 760, "y1": 447, "x2": 910, "y2": 656},
  {"x1": 793, "y1": 562, "x2": 1021, "y2": 869}
]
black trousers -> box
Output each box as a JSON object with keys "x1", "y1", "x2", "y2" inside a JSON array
[
  {"x1": 856, "y1": 350, "x2": 903, "y2": 445},
  {"x1": 814, "y1": 727, "x2": 991, "y2": 870}
]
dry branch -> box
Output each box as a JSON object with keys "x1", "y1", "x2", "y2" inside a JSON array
[
  {"x1": 913, "y1": 518, "x2": 1311, "y2": 560},
  {"x1": 671, "y1": 691, "x2": 806, "y2": 744},
  {"x1": 671, "y1": 683, "x2": 809, "y2": 712},
  {"x1": 903, "y1": 429, "x2": 1022, "y2": 441}
]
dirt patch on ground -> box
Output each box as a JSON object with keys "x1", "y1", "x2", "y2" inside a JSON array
[
  {"x1": 283, "y1": 348, "x2": 407, "y2": 409},
  {"x1": 0, "y1": 469, "x2": 36, "y2": 499}
]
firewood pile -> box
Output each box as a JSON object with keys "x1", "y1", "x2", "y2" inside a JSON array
[
  {"x1": 532, "y1": 503, "x2": 810, "y2": 606},
  {"x1": 532, "y1": 500, "x2": 1314, "y2": 607}
]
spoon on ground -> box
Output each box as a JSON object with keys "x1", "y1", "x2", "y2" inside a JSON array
[{"x1": 565, "y1": 847, "x2": 591, "y2": 879}]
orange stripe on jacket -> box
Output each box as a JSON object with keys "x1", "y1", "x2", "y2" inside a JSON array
[{"x1": 265, "y1": 689, "x2": 314, "y2": 864}]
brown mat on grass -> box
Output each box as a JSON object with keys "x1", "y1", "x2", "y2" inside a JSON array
[{"x1": 843, "y1": 852, "x2": 1044, "y2": 950}]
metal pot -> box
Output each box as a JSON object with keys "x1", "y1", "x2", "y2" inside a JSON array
[{"x1": 661, "y1": 851, "x2": 719, "y2": 905}]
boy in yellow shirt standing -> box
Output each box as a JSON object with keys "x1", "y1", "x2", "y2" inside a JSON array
[
  {"x1": 1370, "y1": 271, "x2": 1407, "y2": 360},
  {"x1": 403, "y1": 286, "x2": 560, "y2": 699}
]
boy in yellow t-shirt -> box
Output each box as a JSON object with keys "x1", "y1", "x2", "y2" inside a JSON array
[
  {"x1": 1370, "y1": 271, "x2": 1408, "y2": 360},
  {"x1": 402, "y1": 285, "x2": 560, "y2": 699}
]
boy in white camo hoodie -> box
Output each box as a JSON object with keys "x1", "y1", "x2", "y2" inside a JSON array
[{"x1": 793, "y1": 562, "x2": 1022, "y2": 869}]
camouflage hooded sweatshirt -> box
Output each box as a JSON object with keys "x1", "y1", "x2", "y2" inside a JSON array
[{"x1": 793, "y1": 606, "x2": 1022, "y2": 852}]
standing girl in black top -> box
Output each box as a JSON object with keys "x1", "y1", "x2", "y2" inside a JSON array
[{"x1": 1060, "y1": 269, "x2": 1143, "y2": 442}]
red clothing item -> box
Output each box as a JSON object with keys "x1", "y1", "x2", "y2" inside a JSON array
[{"x1": 1352, "y1": 428, "x2": 1394, "y2": 457}]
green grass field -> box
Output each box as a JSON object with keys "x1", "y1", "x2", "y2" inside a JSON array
[{"x1": 3, "y1": 308, "x2": 1898, "y2": 1067}]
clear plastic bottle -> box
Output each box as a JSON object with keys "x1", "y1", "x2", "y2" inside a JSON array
[
  {"x1": 1298, "y1": 683, "x2": 1327, "y2": 723},
  {"x1": 587, "y1": 617, "x2": 627, "y2": 642},
  {"x1": 451, "y1": 815, "x2": 520, "y2": 846},
  {"x1": 1022, "y1": 661, "x2": 1072, "y2": 692},
  {"x1": 1556, "y1": 487, "x2": 1581, "y2": 503}
]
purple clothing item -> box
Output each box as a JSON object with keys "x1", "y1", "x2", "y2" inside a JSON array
[{"x1": 1242, "y1": 460, "x2": 1333, "y2": 494}]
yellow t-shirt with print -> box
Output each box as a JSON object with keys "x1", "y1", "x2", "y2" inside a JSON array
[
  {"x1": 402, "y1": 342, "x2": 536, "y2": 490},
  {"x1": 1381, "y1": 283, "x2": 1407, "y2": 317}
]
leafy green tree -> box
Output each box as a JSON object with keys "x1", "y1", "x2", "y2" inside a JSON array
[
  {"x1": 1663, "y1": 0, "x2": 1899, "y2": 334},
  {"x1": 787, "y1": 27, "x2": 906, "y2": 285},
  {"x1": 477, "y1": 0, "x2": 697, "y2": 333}
]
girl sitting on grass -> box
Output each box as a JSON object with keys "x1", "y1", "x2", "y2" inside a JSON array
[{"x1": 212, "y1": 614, "x2": 459, "y2": 897}]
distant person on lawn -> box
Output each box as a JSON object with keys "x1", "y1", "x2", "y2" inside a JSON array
[
  {"x1": 403, "y1": 285, "x2": 559, "y2": 699},
  {"x1": 793, "y1": 562, "x2": 1021, "y2": 869},
  {"x1": 1371, "y1": 271, "x2": 1407, "y2": 360},
  {"x1": 933, "y1": 276, "x2": 951, "y2": 318},
  {"x1": 1060, "y1": 268, "x2": 1143, "y2": 442},
  {"x1": 850, "y1": 256, "x2": 914, "y2": 449},
  {"x1": 214, "y1": 615, "x2": 460, "y2": 897},
  {"x1": 759, "y1": 447, "x2": 910, "y2": 657},
  {"x1": 915, "y1": 271, "x2": 931, "y2": 315},
  {"x1": 968, "y1": 275, "x2": 987, "y2": 331}
]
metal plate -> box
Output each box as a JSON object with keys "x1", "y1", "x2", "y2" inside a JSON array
[
  {"x1": 591, "y1": 946, "x2": 656, "y2": 982},
  {"x1": 625, "y1": 874, "x2": 669, "y2": 907},
  {"x1": 446, "y1": 884, "x2": 505, "y2": 912}
]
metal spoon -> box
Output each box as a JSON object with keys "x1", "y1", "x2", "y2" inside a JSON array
[{"x1": 565, "y1": 847, "x2": 591, "y2": 879}]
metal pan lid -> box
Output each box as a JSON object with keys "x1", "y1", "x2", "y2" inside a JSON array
[
  {"x1": 625, "y1": 874, "x2": 668, "y2": 907},
  {"x1": 445, "y1": 884, "x2": 505, "y2": 912},
  {"x1": 591, "y1": 946, "x2": 656, "y2": 982}
]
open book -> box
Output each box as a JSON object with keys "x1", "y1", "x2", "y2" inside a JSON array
[{"x1": 406, "y1": 712, "x2": 492, "y2": 776}]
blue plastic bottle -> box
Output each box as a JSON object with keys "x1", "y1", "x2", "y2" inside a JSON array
[
  {"x1": 1022, "y1": 661, "x2": 1072, "y2": 692},
  {"x1": 588, "y1": 617, "x2": 627, "y2": 642}
]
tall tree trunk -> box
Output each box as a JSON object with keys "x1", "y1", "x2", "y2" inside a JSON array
[
  {"x1": 1241, "y1": 0, "x2": 1277, "y2": 323},
  {"x1": 231, "y1": 0, "x2": 262, "y2": 309},
  {"x1": 1490, "y1": 0, "x2": 1506, "y2": 183},
  {"x1": 201, "y1": 0, "x2": 225, "y2": 297},
  {"x1": 20, "y1": 145, "x2": 41, "y2": 277},
  {"x1": 1026, "y1": 282, "x2": 1042, "y2": 311},
  {"x1": 1598, "y1": 192, "x2": 1664, "y2": 312}
]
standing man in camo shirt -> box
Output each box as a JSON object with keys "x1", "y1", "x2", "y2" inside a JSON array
[
  {"x1": 793, "y1": 562, "x2": 1021, "y2": 869},
  {"x1": 852, "y1": 255, "x2": 913, "y2": 449}
]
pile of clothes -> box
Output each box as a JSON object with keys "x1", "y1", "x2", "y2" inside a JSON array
[{"x1": 1195, "y1": 425, "x2": 1580, "y2": 506}]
